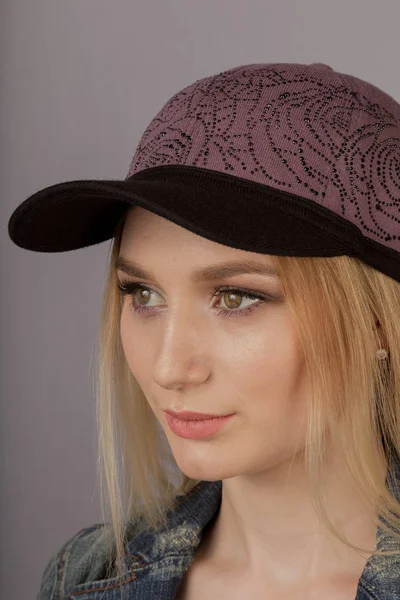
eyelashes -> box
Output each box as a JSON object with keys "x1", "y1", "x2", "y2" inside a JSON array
[{"x1": 116, "y1": 279, "x2": 274, "y2": 319}]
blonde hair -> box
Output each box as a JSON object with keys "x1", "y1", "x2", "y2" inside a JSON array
[{"x1": 93, "y1": 212, "x2": 400, "y2": 583}]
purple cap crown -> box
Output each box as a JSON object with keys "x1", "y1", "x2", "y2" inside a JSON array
[{"x1": 128, "y1": 62, "x2": 400, "y2": 254}]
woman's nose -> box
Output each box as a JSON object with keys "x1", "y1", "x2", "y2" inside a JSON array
[{"x1": 152, "y1": 308, "x2": 211, "y2": 390}]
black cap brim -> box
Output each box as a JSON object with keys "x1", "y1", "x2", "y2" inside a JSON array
[{"x1": 7, "y1": 165, "x2": 350, "y2": 255}]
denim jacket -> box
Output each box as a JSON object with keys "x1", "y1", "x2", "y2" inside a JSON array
[{"x1": 38, "y1": 456, "x2": 400, "y2": 600}]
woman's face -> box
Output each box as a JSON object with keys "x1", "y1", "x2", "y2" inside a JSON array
[{"x1": 118, "y1": 206, "x2": 309, "y2": 481}]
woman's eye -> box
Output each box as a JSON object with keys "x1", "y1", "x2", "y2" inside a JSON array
[
  {"x1": 219, "y1": 290, "x2": 257, "y2": 310},
  {"x1": 129, "y1": 285, "x2": 154, "y2": 307},
  {"x1": 116, "y1": 280, "x2": 273, "y2": 318}
]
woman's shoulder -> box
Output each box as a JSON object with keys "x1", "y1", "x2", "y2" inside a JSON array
[{"x1": 37, "y1": 521, "x2": 134, "y2": 600}]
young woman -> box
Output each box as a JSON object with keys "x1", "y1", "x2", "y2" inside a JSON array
[{"x1": 8, "y1": 61, "x2": 400, "y2": 599}]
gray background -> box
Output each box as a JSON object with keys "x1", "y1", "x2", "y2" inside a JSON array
[{"x1": 2, "y1": 1, "x2": 400, "y2": 597}]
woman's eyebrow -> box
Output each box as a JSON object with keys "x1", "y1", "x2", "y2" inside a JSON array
[{"x1": 115, "y1": 256, "x2": 279, "y2": 282}]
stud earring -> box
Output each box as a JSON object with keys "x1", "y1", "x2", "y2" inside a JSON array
[{"x1": 376, "y1": 348, "x2": 388, "y2": 360}]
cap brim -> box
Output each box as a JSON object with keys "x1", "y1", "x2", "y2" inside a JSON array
[{"x1": 7, "y1": 165, "x2": 343, "y2": 254}]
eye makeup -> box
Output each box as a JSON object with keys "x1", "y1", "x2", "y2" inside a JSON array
[{"x1": 117, "y1": 279, "x2": 276, "y2": 319}]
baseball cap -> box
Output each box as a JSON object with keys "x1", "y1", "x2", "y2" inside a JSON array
[{"x1": 7, "y1": 62, "x2": 400, "y2": 282}]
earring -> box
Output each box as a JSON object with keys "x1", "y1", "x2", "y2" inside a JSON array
[{"x1": 376, "y1": 348, "x2": 388, "y2": 360}]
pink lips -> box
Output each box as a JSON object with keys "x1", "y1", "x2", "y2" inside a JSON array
[
  {"x1": 163, "y1": 410, "x2": 236, "y2": 439},
  {"x1": 163, "y1": 409, "x2": 234, "y2": 421}
]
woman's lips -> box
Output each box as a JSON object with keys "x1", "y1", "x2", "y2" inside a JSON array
[
  {"x1": 163, "y1": 409, "x2": 235, "y2": 421},
  {"x1": 163, "y1": 411, "x2": 236, "y2": 439}
]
